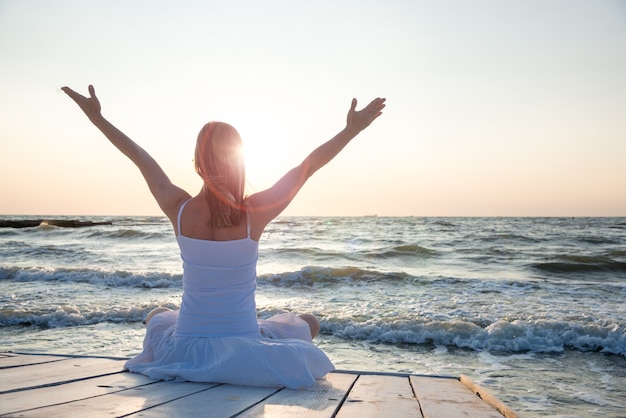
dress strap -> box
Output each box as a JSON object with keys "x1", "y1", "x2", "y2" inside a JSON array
[
  {"x1": 245, "y1": 210, "x2": 251, "y2": 238},
  {"x1": 177, "y1": 199, "x2": 192, "y2": 236}
]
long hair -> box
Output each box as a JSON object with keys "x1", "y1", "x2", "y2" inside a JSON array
[{"x1": 194, "y1": 121, "x2": 246, "y2": 227}]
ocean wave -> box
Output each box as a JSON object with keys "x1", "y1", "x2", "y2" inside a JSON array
[
  {"x1": 478, "y1": 233, "x2": 539, "y2": 244},
  {"x1": 324, "y1": 317, "x2": 626, "y2": 356},
  {"x1": 0, "y1": 298, "x2": 626, "y2": 356},
  {"x1": 9, "y1": 243, "x2": 85, "y2": 260},
  {"x1": 270, "y1": 245, "x2": 436, "y2": 261},
  {"x1": 268, "y1": 219, "x2": 304, "y2": 227},
  {"x1": 0, "y1": 266, "x2": 181, "y2": 288},
  {"x1": 363, "y1": 245, "x2": 437, "y2": 259},
  {"x1": 272, "y1": 247, "x2": 342, "y2": 259},
  {"x1": 5, "y1": 304, "x2": 622, "y2": 357},
  {"x1": 431, "y1": 219, "x2": 456, "y2": 227},
  {"x1": 531, "y1": 254, "x2": 626, "y2": 274},
  {"x1": 28, "y1": 223, "x2": 83, "y2": 235},
  {"x1": 0, "y1": 304, "x2": 175, "y2": 328},
  {"x1": 259, "y1": 266, "x2": 413, "y2": 287},
  {"x1": 86, "y1": 228, "x2": 167, "y2": 240},
  {"x1": 578, "y1": 236, "x2": 622, "y2": 245},
  {"x1": 0, "y1": 265, "x2": 415, "y2": 289}
]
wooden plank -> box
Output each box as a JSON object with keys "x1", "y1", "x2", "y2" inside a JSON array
[
  {"x1": 0, "y1": 354, "x2": 67, "y2": 369},
  {"x1": 336, "y1": 374, "x2": 421, "y2": 417},
  {"x1": 0, "y1": 356, "x2": 126, "y2": 393},
  {"x1": 12, "y1": 380, "x2": 219, "y2": 417},
  {"x1": 459, "y1": 375, "x2": 519, "y2": 418},
  {"x1": 0, "y1": 372, "x2": 156, "y2": 415},
  {"x1": 0, "y1": 355, "x2": 517, "y2": 418},
  {"x1": 239, "y1": 373, "x2": 357, "y2": 417},
  {"x1": 127, "y1": 384, "x2": 280, "y2": 417},
  {"x1": 410, "y1": 376, "x2": 503, "y2": 418},
  {"x1": 0, "y1": 352, "x2": 17, "y2": 358}
]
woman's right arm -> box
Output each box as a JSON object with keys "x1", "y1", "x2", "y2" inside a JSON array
[
  {"x1": 62, "y1": 85, "x2": 190, "y2": 222},
  {"x1": 247, "y1": 97, "x2": 386, "y2": 239}
]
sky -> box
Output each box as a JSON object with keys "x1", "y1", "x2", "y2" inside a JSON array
[{"x1": 1, "y1": 0, "x2": 625, "y2": 217}]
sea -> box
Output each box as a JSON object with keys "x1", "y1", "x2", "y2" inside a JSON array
[{"x1": 1, "y1": 216, "x2": 624, "y2": 417}]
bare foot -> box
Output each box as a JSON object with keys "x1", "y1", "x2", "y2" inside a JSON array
[
  {"x1": 144, "y1": 307, "x2": 172, "y2": 325},
  {"x1": 298, "y1": 313, "x2": 321, "y2": 339}
]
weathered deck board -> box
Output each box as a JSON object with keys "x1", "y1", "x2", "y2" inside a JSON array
[
  {"x1": 0, "y1": 353, "x2": 67, "y2": 369},
  {"x1": 0, "y1": 373, "x2": 154, "y2": 415},
  {"x1": 411, "y1": 375, "x2": 503, "y2": 418},
  {"x1": 16, "y1": 381, "x2": 221, "y2": 418},
  {"x1": 239, "y1": 372, "x2": 356, "y2": 417},
  {"x1": 459, "y1": 375, "x2": 519, "y2": 418},
  {"x1": 335, "y1": 374, "x2": 421, "y2": 417},
  {"x1": 0, "y1": 353, "x2": 518, "y2": 417},
  {"x1": 128, "y1": 384, "x2": 280, "y2": 417},
  {"x1": 0, "y1": 356, "x2": 126, "y2": 393}
]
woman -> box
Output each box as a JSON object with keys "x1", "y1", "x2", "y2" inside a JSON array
[{"x1": 62, "y1": 85, "x2": 386, "y2": 389}]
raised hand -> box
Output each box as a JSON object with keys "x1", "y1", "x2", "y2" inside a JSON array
[
  {"x1": 61, "y1": 85, "x2": 102, "y2": 122},
  {"x1": 346, "y1": 97, "x2": 386, "y2": 134}
]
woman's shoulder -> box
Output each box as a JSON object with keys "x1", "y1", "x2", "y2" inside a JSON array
[{"x1": 244, "y1": 196, "x2": 275, "y2": 241}]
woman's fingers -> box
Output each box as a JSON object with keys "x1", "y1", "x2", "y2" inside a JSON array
[
  {"x1": 62, "y1": 85, "x2": 102, "y2": 117},
  {"x1": 61, "y1": 86, "x2": 90, "y2": 106}
]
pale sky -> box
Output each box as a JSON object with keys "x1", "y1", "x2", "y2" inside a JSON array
[{"x1": 1, "y1": 0, "x2": 625, "y2": 216}]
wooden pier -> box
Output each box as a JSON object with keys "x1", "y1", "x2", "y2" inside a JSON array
[{"x1": 0, "y1": 352, "x2": 518, "y2": 417}]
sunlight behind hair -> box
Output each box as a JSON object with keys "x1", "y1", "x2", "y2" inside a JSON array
[{"x1": 234, "y1": 114, "x2": 290, "y2": 194}]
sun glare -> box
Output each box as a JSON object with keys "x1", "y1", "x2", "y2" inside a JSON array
[{"x1": 235, "y1": 115, "x2": 288, "y2": 193}]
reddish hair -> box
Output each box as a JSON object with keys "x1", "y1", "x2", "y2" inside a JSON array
[{"x1": 194, "y1": 122, "x2": 246, "y2": 227}]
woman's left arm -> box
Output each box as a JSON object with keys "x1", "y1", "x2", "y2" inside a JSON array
[
  {"x1": 246, "y1": 97, "x2": 385, "y2": 239},
  {"x1": 62, "y1": 85, "x2": 190, "y2": 222}
]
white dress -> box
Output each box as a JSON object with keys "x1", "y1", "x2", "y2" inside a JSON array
[{"x1": 125, "y1": 201, "x2": 334, "y2": 389}]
